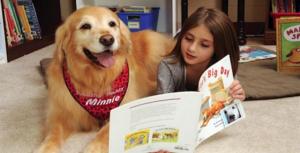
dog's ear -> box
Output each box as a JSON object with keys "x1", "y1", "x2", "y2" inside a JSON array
[
  {"x1": 53, "y1": 22, "x2": 70, "y2": 64},
  {"x1": 119, "y1": 19, "x2": 132, "y2": 52}
]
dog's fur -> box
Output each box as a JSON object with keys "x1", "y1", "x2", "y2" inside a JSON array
[{"x1": 36, "y1": 6, "x2": 173, "y2": 153}]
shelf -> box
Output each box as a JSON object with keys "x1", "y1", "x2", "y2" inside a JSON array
[
  {"x1": 264, "y1": 0, "x2": 276, "y2": 45},
  {"x1": 7, "y1": 34, "x2": 54, "y2": 62},
  {"x1": 0, "y1": 0, "x2": 61, "y2": 63},
  {"x1": 264, "y1": 29, "x2": 276, "y2": 45},
  {"x1": 263, "y1": 0, "x2": 300, "y2": 45}
]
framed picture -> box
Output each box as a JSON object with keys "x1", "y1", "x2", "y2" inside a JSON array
[{"x1": 276, "y1": 17, "x2": 300, "y2": 73}]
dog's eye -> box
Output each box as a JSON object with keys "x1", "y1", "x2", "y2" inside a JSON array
[
  {"x1": 109, "y1": 21, "x2": 116, "y2": 27},
  {"x1": 80, "y1": 23, "x2": 91, "y2": 30}
]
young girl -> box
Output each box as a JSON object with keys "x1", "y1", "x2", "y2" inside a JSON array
[
  {"x1": 157, "y1": 7, "x2": 245, "y2": 101},
  {"x1": 153, "y1": 7, "x2": 245, "y2": 153}
]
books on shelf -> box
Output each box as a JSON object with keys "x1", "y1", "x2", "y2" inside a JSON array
[
  {"x1": 0, "y1": 0, "x2": 42, "y2": 48},
  {"x1": 18, "y1": 0, "x2": 41, "y2": 40},
  {"x1": 12, "y1": 0, "x2": 33, "y2": 40},
  {"x1": 109, "y1": 55, "x2": 245, "y2": 153},
  {"x1": 2, "y1": 0, "x2": 19, "y2": 46},
  {"x1": 0, "y1": 0, "x2": 7, "y2": 64},
  {"x1": 271, "y1": 0, "x2": 300, "y2": 13},
  {"x1": 7, "y1": 0, "x2": 24, "y2": 43}
]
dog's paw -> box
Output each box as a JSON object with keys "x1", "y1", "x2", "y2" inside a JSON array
[{"x1": 83, "y1": 141, "x2": 107, "y2": 153}]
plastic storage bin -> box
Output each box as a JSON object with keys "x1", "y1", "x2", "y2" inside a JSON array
[{"x1": 117, "y1": 7, "x2": 159, "y2": 32}]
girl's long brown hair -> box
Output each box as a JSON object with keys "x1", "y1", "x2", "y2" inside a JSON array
[{"x1": 169, "y1": 7, "x2": 240, "y2": 75}]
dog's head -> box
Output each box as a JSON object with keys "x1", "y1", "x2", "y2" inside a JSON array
[
  {"x1": 224, "y1": 105, "x2": 240, "y2": 123},
  {"x1": 54, "y1": 6, "x2": 131, "y2": 69}
]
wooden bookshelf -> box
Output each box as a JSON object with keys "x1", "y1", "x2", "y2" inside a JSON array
[
  {"x1": 264, "y1": 0, "x2": 276, "y2": 45},
  {"x1": 264, "y1": 0, "x2": 300, "y2": 45},
  {"x1": 7, "y1": 35, "x2": 53, "y2": 61},
  {"x1": 4, "y1": 0, "x2": 61, "y2": 62}
]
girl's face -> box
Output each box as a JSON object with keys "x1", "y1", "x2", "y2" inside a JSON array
[{"x1": 181, "y1": 24, "x2": 214, "y2": 66}]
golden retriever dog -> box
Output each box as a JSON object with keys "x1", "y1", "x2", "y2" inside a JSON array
[{"x1": 36, "y1": 6, "x2": 173, "y2": 153}]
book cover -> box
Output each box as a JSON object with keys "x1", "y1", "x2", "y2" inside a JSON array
[
  {"x1": 2, "y1": 0, "x2": 18, "y2": 46},
  {"x1": 6, "y1": 0, "x2": 23, "y2": 44},
  {"x1": 12, "y1": 0, "x2": 33, "y2": 40},
  {"x1": 17, "y1": 4, "x2": 33, "y2": 40},
  {"x1": 276, "y1": 17, "x2": 300, "y2": 73},
  {"x1": 17, "y1": 0, "x2": 41, "y2": 39}
]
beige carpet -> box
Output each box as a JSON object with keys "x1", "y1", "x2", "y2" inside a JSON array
[
  {"x1": 196, "y1": 96, "x2": 300, "y2": 153},
  {"x1": 238, "y1": 59, "x2": 300, "y2": 100},
  {"x1": 0, "y1": 44, "x2": 300, "y2": 153}
]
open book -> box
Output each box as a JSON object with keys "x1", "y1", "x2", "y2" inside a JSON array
[
  {"x1": 239, "y1": 45, "x2": 276, "y2": 63},
  {"x1": 109, "y1": 55, "x2": 245, "y2": 153}
]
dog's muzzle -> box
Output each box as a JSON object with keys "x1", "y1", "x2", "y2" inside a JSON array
[
  {"x1": 83, "y1": 48, "x2": 115, "y2": 68},
  {"x1": 99, "y1": 34, "x2": 114, "y2": 47}
]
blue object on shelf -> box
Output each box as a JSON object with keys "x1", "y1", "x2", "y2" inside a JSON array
[{"x1": 117, "y1": 7, "x2": 159, "y2": 32}]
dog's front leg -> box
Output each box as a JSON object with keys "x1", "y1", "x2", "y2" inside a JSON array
[
  {"x1": 35, "y1": 122, "x2": 74, "y2": 153},
  {"x1": 84, "y1": 123, "x2": 109, "y2": 153}
]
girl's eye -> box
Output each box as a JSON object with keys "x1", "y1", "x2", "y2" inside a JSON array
[
  {"x1": 80, "y1": 23, "x2": 91, "y2": 30},
  {"x1": 184, "y1": 36, "x2": 193, "y2": 42},
  {"x1": 201, "y1": 43, "x2": 209, "y2": 48}
]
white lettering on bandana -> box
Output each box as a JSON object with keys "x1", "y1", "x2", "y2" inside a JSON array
[{"x1": 63, "y1": 61, "x2": 129, "y2": 121}]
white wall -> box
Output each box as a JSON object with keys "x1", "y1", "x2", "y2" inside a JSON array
[{"x1": 60, "y1": 0, "x2": 75, "y2": 21}]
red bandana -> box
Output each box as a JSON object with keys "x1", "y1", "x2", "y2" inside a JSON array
[{"x1": 63, "y1": 61, "x2": 129, "y2": 121}]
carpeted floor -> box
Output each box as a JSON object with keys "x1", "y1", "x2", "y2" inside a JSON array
[
  {"x1": 238, "y1": 59, "x2": 300, "y2": 100},
  {"x1": 0, "y1": 44, "x2": 300, "y2": 153}
]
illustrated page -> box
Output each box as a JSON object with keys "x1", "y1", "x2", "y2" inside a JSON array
[
  {"x1": 109, "y1": 92, "x2": 203, "y2": 153},
  {"x1": 197, "y1": 55, "x2": 246, "y2": 144}
]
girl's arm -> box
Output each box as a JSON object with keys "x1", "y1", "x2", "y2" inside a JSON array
[{"x1": 157, "y1": 61, "x2": 176, "y2": 94}]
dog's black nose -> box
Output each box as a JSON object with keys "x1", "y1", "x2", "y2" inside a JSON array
[{"x1": 99, "y1": 34, "x2": 114, "y2": 47}]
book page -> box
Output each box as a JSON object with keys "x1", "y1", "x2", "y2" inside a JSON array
[
  {"x1": 239, "y1": 46, "x2": 276, "y2": 63},
  {"x1": 109, "y1": 92, "x2": 203, "y2": 153},
  {"x1": 197, "y1": 55, "x2": 246, "y2": 144}
]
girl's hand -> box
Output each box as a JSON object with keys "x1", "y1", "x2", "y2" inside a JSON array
[{"x1": 229, "y1": 80, "x2": 246, "y2": 101}]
